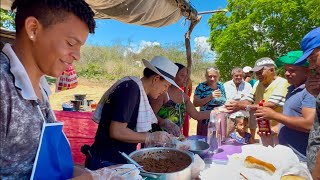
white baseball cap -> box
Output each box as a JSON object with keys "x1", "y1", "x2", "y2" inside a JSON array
[{"x1": 242, "y1": 66, "x2": 252, "y2": 73}]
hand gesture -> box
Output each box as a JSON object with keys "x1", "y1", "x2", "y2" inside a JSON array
[
  {"x1": 225, "y1": 101, "x2": 240, "y2": 113},
  {"x1": 255, "y1": 106, "x2": 276, "y2": 120},
  {"x1": 145, "y1": 131, "x2": 172, "y2": 147},
  {"x1": 211, "y1": 90, "x2": 221, "y2": 99},
  {"x1": 162, "y1": 119, "x2": 181, "y2": 137}
]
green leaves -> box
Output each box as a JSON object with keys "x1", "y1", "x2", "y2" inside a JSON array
[
  {"x1": 208, "y1": 0, "x2": 320, "y2": 81},
  {"x1": 0, "y1": 8, "x2": 15, "y2": 29}
]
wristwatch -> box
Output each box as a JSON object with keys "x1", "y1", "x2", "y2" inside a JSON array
[{"x1": 245, "y1": 105, "x2": 251, "y2": 112}]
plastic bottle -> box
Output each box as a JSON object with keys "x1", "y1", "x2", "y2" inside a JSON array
[
  {"x1": 257, "y1": 100, "x2": 271, "y2": 135},
  {"x1": 207, "y1": 112, "x2": 217, "y2": 150}
]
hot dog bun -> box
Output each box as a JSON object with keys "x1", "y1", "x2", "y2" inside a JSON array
[
  {"x1": 244, "y1": 156, "x2": 276, "y2": 175},
  {"x1": 280, "y1": 175, "x2": 306, "y2": 180}
]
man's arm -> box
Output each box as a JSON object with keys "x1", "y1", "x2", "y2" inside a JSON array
[
  {"x1": 255, "y1": 107, "x2": 315, "y2": 132},
  {"x1": 185, "y1": 95, "x2": 210, "y2": 120},
  {"x1": 225, "y1": 100, "x2": 253, "y2": 113},
  {"x1": 110, "y1": 121, "x2": 147, "y2": 143}
]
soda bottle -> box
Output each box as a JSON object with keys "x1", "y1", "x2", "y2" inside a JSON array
[
  {"x1": 207, "y1": 112, "x2": 217, "y2": 150},
  {"x1": 257, "y1": 100, "x2": 271, "y2": 135}
]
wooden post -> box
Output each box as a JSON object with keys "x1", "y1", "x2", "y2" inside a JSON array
[{"x1": 184, "y1": 16, "x2": 201, "y2": 94}]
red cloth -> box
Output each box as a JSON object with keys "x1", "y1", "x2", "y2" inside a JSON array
[
  {"x1": 182, "y1": 85, "x2": 192, "y2": 137},
  {"x1": 183, "y1": 115, "x2": 190, "y2": 137},
  {"x1": 54, "y1": 110, "x2": 98, "y2": 165}
]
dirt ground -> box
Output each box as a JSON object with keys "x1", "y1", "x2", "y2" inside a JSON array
[{"x1": 49, "y1": 79, "x2": 198, "y2": 136}]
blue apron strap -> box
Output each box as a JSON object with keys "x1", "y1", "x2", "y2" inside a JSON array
[
  {"x1": 30, "y1": 112, "x2": 46, "y2": 180},
  {"x1": 30, "y1": 101, "x2": 74, "y2": 180},
  {"x1": 31, "y1": 122, "x2": 74, "y2": 180}
]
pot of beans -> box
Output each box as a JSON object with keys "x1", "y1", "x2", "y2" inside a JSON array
[{"x1": 129, "y1": 147, "x2": 193, "y2": 180}]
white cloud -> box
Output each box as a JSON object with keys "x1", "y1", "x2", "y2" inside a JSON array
[
  {"x1": 194, "y1": 36, "x2": 211, "y2": 51},
  {"x1": 194, "y1": 36, "x2": 217, "y2": 61},
  {"x1": 137, "y1": 40, "x2": 160, "y2": 53},
  {"x1": 123, "y1": 40, "x2": 160, "y2": 56}
]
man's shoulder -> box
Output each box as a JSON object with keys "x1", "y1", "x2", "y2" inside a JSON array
[
  {"x1": 223, "y1": 80, "x2": 233, "y2": 86},
  {"x1": 243, "y1": 81, "x2": 251, "y2": 86},
  {"x1": 275, "y1": 76, "x2": 289, "y2": 85},
  {"x1": 0, "y1": 52, "x2": 12, "y2": 84},
  {"x1": 118, "y1": 79, "x2": 139, "y2": 90},
  {"x1": 269, "y1": 77, "x2": 289, "y2": 90},
  {"x1": 242, "y1": 81, "x2": 252, "y2": 88},
  {"x1": 113, "y1": 79, "x2": 140, "y2": 100},
  {"x1": 0, "y1": 51, "x2": 10, "y2": 71}
]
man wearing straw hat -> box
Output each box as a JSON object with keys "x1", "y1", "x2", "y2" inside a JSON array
[{"x1": 83, "y1": 56, "x2": 181, "y2": 169}]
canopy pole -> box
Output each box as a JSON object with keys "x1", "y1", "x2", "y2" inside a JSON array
[{"x1": 184, "y1": 16, "x2": 201, "y2": 94}]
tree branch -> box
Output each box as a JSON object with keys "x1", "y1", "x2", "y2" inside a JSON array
[{"x1": 184, "y1": 16, "x2": 201, "y2": 94}]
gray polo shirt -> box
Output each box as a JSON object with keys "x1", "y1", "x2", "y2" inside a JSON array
[{"x1": 0, "y1": 44, "x2": 55, "y2": 179}]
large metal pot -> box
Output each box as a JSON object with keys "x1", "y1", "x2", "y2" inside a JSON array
[{"x1": 129, "y1": 147, "x2": 194, "y2": 180}]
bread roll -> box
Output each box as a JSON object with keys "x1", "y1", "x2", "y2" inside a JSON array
[
  {"x1": 244, "y1": 156, "x2": 276, "y2": 175},
  {"x1": 280, "y1": 175, "x2": 306, "y2": 180}
]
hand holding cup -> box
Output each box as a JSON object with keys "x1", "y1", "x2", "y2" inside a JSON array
[{"x1": 211, "y1": 90, "x2": 221, "y2": 99}]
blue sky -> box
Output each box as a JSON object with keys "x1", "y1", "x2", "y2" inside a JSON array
[{"x1": 86, "y1": 0, "x2": 228, "y2": 56}]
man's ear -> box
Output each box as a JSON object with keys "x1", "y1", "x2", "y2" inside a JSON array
[
  {"x1": 24, "y1": 16, "x2": 40, "y2": 42},
  {"x1": 152, "y1": 75, "x2": 161, "y2": 84}
]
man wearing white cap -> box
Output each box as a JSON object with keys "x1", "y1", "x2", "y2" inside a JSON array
[
  {"x1": 243, "y1": 66, "x2": 257, "y2": 87},
  {"x1": 83, "y1": 56, "x2": 181, "y2": 169},
  {"x1": 226, "y1": 57, "x2": 290, "y2": 146},
  {"x1": 255, "y1": 51, "x2": 316, "y2": 162}
]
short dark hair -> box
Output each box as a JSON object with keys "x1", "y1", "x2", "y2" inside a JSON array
[
  {"x1": 143, "y1": 68, "x2": 164, "y2": 80},
  {"x1": 174, "y1": 63, "x2": 186, "y2": 72},
  {"x1": 234, "y1": 117, "x2": 249, "y2": 126},
  {"x1": 11, "y1": 0, "x2": 96, "y2": 34}
]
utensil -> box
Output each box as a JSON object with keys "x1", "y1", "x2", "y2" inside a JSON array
[
  {"x1": 119, "y1": 151, "x2": 141, "y2": 168},
  {"x1": 119, "y1": 165, "x2": 143, "y2": 176}
]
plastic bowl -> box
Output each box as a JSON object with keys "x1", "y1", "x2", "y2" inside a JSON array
[
  {"x1": 188, "y1": 140, "x2": 210, "y2": 156},
  {"x1": 63, "y1": 107, "x2": 74, "y2": 111}
]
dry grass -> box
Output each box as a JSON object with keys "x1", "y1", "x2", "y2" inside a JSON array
[{"x1": 49, "y1": 78, "x2": 198, "y2": 136}]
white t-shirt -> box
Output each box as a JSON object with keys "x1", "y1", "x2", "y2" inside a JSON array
[{"x1": 223, "y1": 80, "x2": 252, "y2": 102}]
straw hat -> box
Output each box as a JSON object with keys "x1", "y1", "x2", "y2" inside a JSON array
[{"x1": 142, "y1": 56, "x2": 179, "y2": 88}]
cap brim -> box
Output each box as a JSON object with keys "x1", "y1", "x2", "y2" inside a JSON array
[
  {"x1": 294, "y1": 49, "x2": 313, "y2": 65},
  {"x1": 142, "y1": 59, "x2": 181, "y2": 89},
  {"x1": 251, "y1": 66, "x2": 264, "y2": 72}
]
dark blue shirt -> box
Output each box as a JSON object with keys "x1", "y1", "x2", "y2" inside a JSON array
[{"x1": 279, "y1": 84, "x2": 316, "y2": 157}]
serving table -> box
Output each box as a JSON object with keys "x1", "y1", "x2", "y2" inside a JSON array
[
  {"x1": 188, "y1": 135, "x2": 243, "y2": 163},
  {"x1": 54, "y1": 110, "x2": 97, "y2": 165}
]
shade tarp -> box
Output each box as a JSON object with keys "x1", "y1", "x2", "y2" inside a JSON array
[{"x1": 1, "y1": 0, "x2": 197, "y2": 27}]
